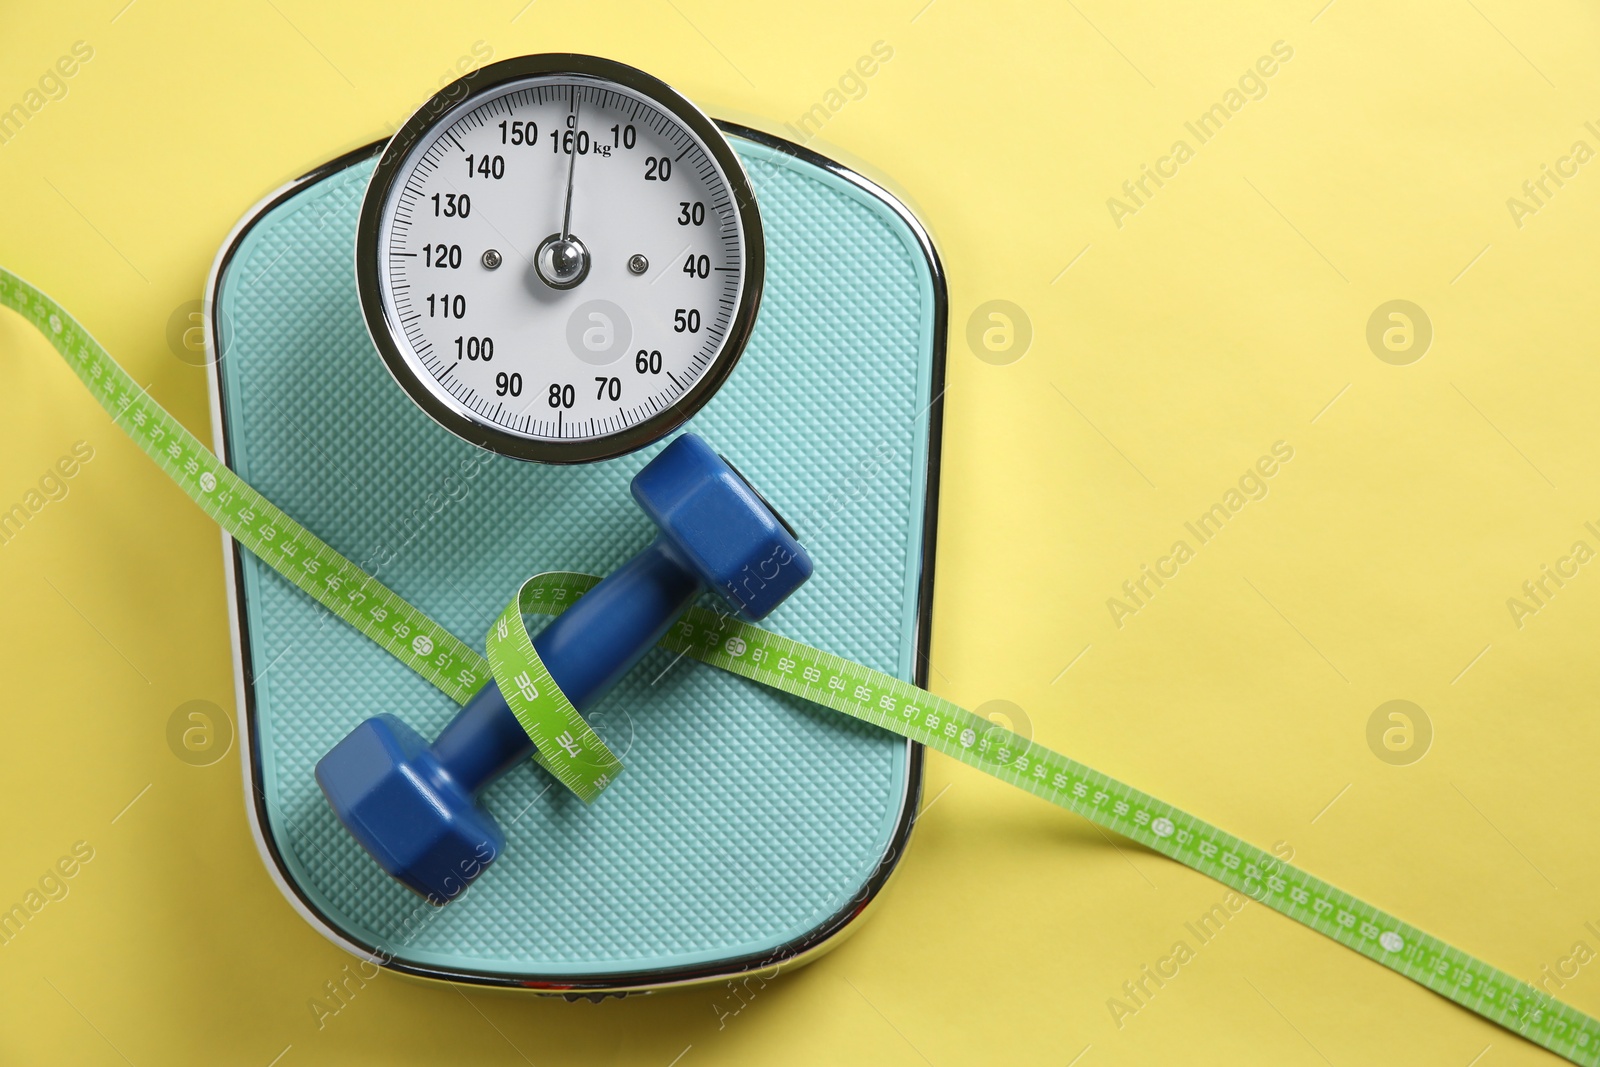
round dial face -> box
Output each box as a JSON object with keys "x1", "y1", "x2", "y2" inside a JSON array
[{"x1": 357, "y1": 54, "x2": 763, "y2": 463}]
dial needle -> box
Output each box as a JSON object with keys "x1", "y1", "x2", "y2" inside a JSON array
[{"x1": 560, "y1": 93, "x2": 580, "y2": 239}]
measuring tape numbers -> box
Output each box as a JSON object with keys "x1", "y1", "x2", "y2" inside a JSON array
[
  {"x1": 522, "y1": 573, "x2": 1600, "y2": 1064},
  {"x1": 4, "y1": 268, "x2": 1598, "y2": 1065},
  {"x1": 0, "y1": 269, "x2": 485, "y2": 704},
  {"x1": 0, "y1": 267, "x2": 619, "y2": 795},
  {"x1": 486, "y1": 575, "x2": 624, "y2": 802}
]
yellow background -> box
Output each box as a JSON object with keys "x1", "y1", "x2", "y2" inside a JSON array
[{"x1": 2, "y1": 1, "x2": 1599, "y2": 1063}]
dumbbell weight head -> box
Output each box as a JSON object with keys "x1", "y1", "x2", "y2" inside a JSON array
[{"x1": 318, "y1": 713, "x2": 504, "y2": 904}]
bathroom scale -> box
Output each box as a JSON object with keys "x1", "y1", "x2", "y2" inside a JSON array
[{"x1": 205, "y1": 122, "x2": 947, "y2": 993}]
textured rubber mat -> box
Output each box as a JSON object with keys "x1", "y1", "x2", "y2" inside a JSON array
[{"x1": 210, "y1": 131, "x2": 942, "y2": 982}]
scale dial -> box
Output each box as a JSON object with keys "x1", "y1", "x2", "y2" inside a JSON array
[{"x1": 357, "y1": 54, "x2": 763, "y2": 463}]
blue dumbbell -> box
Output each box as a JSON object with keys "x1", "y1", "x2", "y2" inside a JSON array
[{"x1": 315, "y1": 434, "x2": 812, "y2": 902}]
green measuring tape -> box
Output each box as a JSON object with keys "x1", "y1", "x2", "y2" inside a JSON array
[
  {"x1": 3, "y1": 267, "x2": 1596, "y2": 1064},
  {"x1": 0, "y1": 268, "x2": 620, "y2": 798},
  {"x1": 486, "y1": 577, "x2": 623, "y2": 802}
]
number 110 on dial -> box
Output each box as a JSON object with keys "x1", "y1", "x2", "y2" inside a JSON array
[{"x1": 357, "y1": 53, "x2": 764, "y2": 464}]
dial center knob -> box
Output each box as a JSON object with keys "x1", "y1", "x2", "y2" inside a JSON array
[{"x1": 535, "y1": 233, "x2": 590, "y2": 290}]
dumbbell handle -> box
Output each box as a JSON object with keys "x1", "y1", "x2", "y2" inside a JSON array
[{"x1": 430, "y1": 536, "x2": 703, "y2": 796}]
